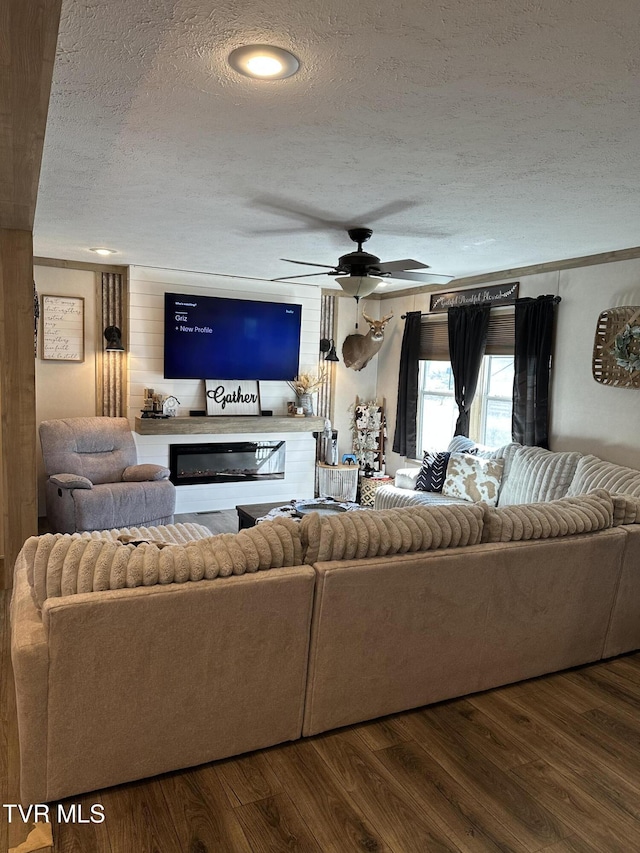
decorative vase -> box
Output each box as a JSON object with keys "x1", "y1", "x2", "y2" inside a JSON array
[{"x1": 298, "y1": 393, "x2": 314, "y2": 417}]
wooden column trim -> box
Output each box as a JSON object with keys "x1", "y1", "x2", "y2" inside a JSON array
[{"x1": 0, "y1": 229, "x2": 38, "y2": 586}]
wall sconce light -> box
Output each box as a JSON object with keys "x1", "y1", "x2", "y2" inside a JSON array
[
  {"x1": 104, "y1": 325, "x2": 125, "y2": 352},
  {"x1": 320, "y1": 338, "x2": 339, "y2": 362}
]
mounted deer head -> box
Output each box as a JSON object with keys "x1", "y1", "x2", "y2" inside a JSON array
[{"x1": 342, "y1": 312, "x2": 394, "y2": 371}]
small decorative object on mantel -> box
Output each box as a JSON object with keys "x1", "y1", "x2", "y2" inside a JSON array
[
  {"x1": 141, "y1": 387, "x2": 170, "y2": 418},
  {"x1": 592, "y1": 306, "x2": 640, "y2": 389},
  {"x1": 162, "y1": 395, "x2": 181, "y2": 417},
  {"x1": 205, "y1": 380, "x2": 261, "y2": 416},
  {"x1": 286, "y1": 371, "x2": 325, "y2": 416}
]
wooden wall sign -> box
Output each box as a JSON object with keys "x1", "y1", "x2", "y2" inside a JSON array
[
  {"x1": 41, "y1": 294, "x2": 85, "y2": 361},
  {"x1": 205, "y1": 380, "x2": 261, "y2": 416},
  {"x1": 429, "y1": 282, "x2": 519, "y2": 313}
]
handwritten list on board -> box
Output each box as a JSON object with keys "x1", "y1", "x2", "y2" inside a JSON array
[{"x1": 41, "y1": 295, "x2": 85, "y2": 361}]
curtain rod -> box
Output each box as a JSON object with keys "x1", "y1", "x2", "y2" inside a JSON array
[{"x1": 401, "y1": 295, "x2": 562, "y2": 319}]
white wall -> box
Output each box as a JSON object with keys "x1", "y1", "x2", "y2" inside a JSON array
[
  {"x1": 127, "y1": 267, "x2": 322, "y2": 510},
  {"x1": 377, "y1": 258, "x2": 640, "y2": 473},
  {"x1": 35, "y1": 265, "x2": 98, "y2": 511},
  {"x1": 551, "y1": 260, "x2": 640, "y2": 465},
  {"x1": 331, "y1": 295, "x2": 380, "y2": 463}
]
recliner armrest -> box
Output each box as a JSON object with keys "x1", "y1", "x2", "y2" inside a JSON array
[
  {"x1": 122, "y1": 464, "x2": 171, "y2": 482},
  {"x1": 49, "y1": 473, "x2": 93, "y2": 490}
]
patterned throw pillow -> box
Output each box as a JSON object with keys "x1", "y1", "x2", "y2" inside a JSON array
[
  {"x1": 415, "y1": 451, "x2": 451, "y2": 492},
  {"x1": 442, "y1": 452, "x2": 505, "y2": 506}
]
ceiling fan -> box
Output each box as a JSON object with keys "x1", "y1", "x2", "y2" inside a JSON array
[{"x1": 271, "y1": 227, "x2": 453, "y2": 297}]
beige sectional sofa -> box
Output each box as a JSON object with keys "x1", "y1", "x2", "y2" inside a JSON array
[
  {"x1": 11, "y1": 484, "x2": 640, "y2": 804},
  {"x1": 374, "y1": 441, "x2": 640, "y2": 511}
]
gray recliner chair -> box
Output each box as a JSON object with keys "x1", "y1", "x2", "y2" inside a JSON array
[{"x1": 39, "y1": 417, "x2": 176, "y2": 533}]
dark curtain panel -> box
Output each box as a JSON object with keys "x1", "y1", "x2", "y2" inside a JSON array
[
  {"x1": 448, "y1": 304, "x2": 491, "y2": 436},
  {"x1": 393, "y1": 311, "x2": 422, "y2": 458},
  {"x1": 512, "y1": 295, "x2": 557, "y2": 448}
]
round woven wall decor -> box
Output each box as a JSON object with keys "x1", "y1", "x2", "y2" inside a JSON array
[{"x1": 592, "y1": 306, "x2": 640, "y2": 388}]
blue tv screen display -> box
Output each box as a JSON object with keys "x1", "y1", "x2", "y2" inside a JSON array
[{"x1": 164, "y1": 292, "x2": 302, "y2": 380}]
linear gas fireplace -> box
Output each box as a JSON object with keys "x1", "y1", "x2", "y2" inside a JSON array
[{"x1": 169, "y1": 441, "x2": 286, "y2": 486}]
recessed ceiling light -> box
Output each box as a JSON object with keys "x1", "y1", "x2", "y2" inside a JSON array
[
  {"x1": 89, "y1": 247, "x2": 117, "y2": 256},
  {"x1": 228, "y1": 45, "x2": 299, "y2": 80}
]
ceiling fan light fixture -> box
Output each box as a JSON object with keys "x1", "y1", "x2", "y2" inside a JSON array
[
  {"x1": 228, "y1": 45, "x2": 299, "y2": 79},
  {"x1": 335, "y1": 276, "x2": 382, "y2": 299}
]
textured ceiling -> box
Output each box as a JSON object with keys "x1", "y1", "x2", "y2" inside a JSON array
[{"x1": 34, "y1": 0, "x2": 640, "y2": 289}]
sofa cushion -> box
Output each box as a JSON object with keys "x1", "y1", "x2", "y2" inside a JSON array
[
  {"x1": 482, "y1": 490, "x2": 613, "y2": 543},
  {"x1": 24, "y1": 518, "x2": 303, "y2": 610},
  {"x1": 442, "y1": 453, "x2": 504, "y2": 506},
  {"x1": 611, "y1": 493, "x2": 640, "y2": 526},
  {"x1": 301, "y1": 503, "x2": 484, "y2": 564},
  {"x1": 415, "y1": 451, "x2": 451, "y2": 492},
  {"x1": 122, "y1": 464, "x2": 171, "y2": 482},
  {"x1": 567, "y1": 455, "x2": 640, "y2": 499},
  {"x1": 374, "y1": 485, "x2": 468, "y2": 510},
  {"x1": 497, "y1": 446, "x2": 582, "y2": 506}
]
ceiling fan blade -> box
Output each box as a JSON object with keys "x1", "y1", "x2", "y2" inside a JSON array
[
  {"x1": 254, "y1": 196, "x2": 423, "y2": 234},
  {"x1": 281, "y1": 258, "x2": 336, "y2": 269},
  {"x1": 385, "y1": 271, "x2": 455, "y2": 284},
  {"x1": 377, "y1": 258, "x2": 430, "y2": 273},
  {"x1": 270, "y1": 272, "x2": 333, "y2": 281},
  {"x1": 254, "y1": 196, "x2": 347, "y2": 230}
]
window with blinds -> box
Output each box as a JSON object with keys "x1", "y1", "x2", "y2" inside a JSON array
[
  {"x1": 419, "y1": 308, "x2": 515, "y2": 360},
  {"x1": 416, "y1": 308, "x2": 516, "y2": 452}
]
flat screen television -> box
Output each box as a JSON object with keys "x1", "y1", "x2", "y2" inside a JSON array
[{"x1": 164, "y1": 292, "x2": 302, "y2": 380}]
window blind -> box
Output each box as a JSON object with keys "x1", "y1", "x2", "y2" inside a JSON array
[{"x1": 419, "y1": 308, "x2": 515, "y2": 360}]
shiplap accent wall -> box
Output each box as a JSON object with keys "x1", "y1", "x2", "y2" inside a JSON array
[{"x1": 128, "y1": 266, "x2": 322, "y2": 512}]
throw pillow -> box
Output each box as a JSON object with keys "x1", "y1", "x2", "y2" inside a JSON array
[
  {"x1": 122, "y1": 464, "x2": 171, "y2": 482},
  {"x1": 447, "y1": 435, "x2": 477, "y2": 454},
  {"x1": 497, "y1": 446, "x2": 582, "y2": 506},
  {"x1": 415, "y1": 451, "x2": 451, "y2": 492},
  {"x1": 49, "y1": 473, "x2": 93, "y2": 489},
  {"x1": 442, "y1": 452, "x2": 504, "y2": 506}
]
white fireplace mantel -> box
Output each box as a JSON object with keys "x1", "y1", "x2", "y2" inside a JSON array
[{"x1": 133, "y1": 416, "x2": 324, "y2": 513}]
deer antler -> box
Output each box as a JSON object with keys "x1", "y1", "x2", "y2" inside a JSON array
[
  {"x1": 362, "y1": 311, "x2": 375, "y2": 325},
  {"x1": 380, "y1": 312, "x2": 394, "y2": 324}
]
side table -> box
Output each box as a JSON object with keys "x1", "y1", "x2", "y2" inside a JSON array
[
  {"x1": 316, "y1": 462, "x2": 359, "y2": 502},
  {"x1": 359, "y1": 475, "x2": 393, "y2": 508}
]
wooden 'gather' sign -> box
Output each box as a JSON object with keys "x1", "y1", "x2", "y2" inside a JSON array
[{"x1": 205, "y1": 380, "x2": 261, "y2": 416}]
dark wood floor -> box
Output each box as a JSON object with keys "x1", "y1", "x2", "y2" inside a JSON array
[{"x1": 4, "y1": 592, "x2": 640, "y2": 852}]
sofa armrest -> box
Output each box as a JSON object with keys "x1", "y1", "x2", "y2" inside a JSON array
[
  {"x1": 395, "y1": 467, "x2": 420, "y2": 489},
  {"x1": 10, "y1": 554, "x2": 50, "y2": 803},
  {"x1": 123, "y1": 464, "x2": 171, "y2": 482},
  {"x1": 49, "y1": 473, "x2": 93, "y2": 490}
]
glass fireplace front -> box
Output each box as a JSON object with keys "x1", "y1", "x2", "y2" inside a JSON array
[{"x1": 169, "y1": 441, "x2": 285, "y2": 486}]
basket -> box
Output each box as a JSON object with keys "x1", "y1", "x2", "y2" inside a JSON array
[{"x1": 592, "y1": 306, "x2": 640, "y2": 389}]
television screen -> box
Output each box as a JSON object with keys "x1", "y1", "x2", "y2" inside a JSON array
[{"x1": 164, "y1": 292, "x2": 302, "y2": 380}]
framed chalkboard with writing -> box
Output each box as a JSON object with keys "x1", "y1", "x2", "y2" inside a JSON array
[{"x1": 41, "y1": 295, "x2": 85, "y2": 362}]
